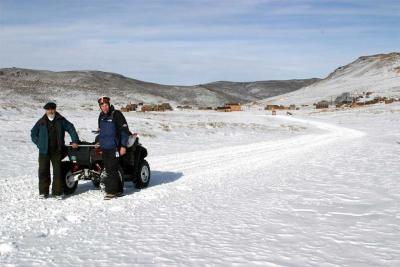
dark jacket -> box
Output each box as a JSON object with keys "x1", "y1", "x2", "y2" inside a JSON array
[
  {"x1": 98, "y1": 105, "x2": 130, "y2": 150},
  {"x1": 31, "y1": 112, "x2": 80, "y2": 155}
]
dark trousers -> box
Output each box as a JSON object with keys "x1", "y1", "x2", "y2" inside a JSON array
[
  {"x1": 102, "y1": 149, "x2": 123, "y2": 194},
  {"x1": 38, "y1": 149, "x2": 62, "y2": 196}
]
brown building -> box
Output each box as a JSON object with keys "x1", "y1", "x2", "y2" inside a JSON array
[
  {"x1": 141, "y1": 104, "x2": 162, "y2": 112},
  {"x1": 265, "y1": 105, "x2": 280, "y2": 110},
  {"x1": 265, "y1": 105, "x2": 289, "y2": 110},
  {"x1": 216, "y1": 106, "x2": 232, "y2": 112},
  {"x1": 316, "y1": 101, "x2": 330, "y2": 109},
  {"x1": 224, "y1": 103, "x2": 241, "y2": 111},
  {"x1": 177, "y1": 105, "x2": 193, "y2": 110},
  {"x1": 126, "y1": 103, "x2": 137, "y2": 111},
  {"x1": 160, "y1": 103, "x2": 173, "y2": 111}
]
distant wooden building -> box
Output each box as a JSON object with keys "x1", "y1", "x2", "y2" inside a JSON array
[
  {"x1": 140, "y1": 103, "x2": 173, "y2": 112},
  {"x1": 266, "y1": 105, "x2": 290, "y2": 110},
  {"x1": 142, "y1": 104, "x2": 161, "y2": 112},
  {"x1": 224, "y1": 103, "x2": 241, "y2": 111},
  {"x1": 265, "y1": 105, "x2": 280, "y2": 110},
  {"x1": 177, "y1": 105, "x2": 193, "y2": 110},
  {"x1": 199, "y1": 106, "x2": 213, "y2": 110},
  {"x1": 120, "y1": 102, "x2": 138, "y2": 112},
  {"x1": 126, "y1": 103, "x2": 138, "y2": 111},
  {"x1": 335, "y1": 92, "x2": 353, "y2": 105},
  {"x1": 141, "y1": 105, "x2": 154, "y2": 112},
  {"x1": 216, "y1": 106, "x2": 232, "y2": 112},
  {"x1": 316, "y1": 100, "x2": 330, "y2": 109},
  {"x1": 160, "y1": 103, "x2": 173, "y2": 111}
]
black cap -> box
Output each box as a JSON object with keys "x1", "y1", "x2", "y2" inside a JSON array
[{"x1": 43, "y1": 102, "x2": 57, "y2": 110}]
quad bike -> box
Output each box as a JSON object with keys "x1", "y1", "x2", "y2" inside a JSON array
[{"x1": 61, "y1": 132, "x2": 150, "y2": 195}]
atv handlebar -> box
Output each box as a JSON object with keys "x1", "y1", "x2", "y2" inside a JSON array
[
  {"x1": 67, "y1": 132, "x2": 139, "y2": 149},
  {"x1": 66, "y1": 144, "x2": 100, "y2": 148}
]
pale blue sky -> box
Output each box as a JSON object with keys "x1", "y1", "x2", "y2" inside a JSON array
[{"x1": 0, "y1": 0, "x2": 399, "y2": 85}]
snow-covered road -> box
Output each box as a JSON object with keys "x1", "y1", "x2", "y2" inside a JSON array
[
  {"x1": 151, "y1": 115, "x2": 365, "y2": 182},
  {"x1": 1, "y1": 107, "x2": 399, "y2": 266}
]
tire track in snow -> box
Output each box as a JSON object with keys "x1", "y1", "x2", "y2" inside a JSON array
[
  {"x1": 124, "y1": 115, "x2": 366, "y2": 210},
  {"x1": 149, "y1": 115, "x2": 365, "y2": 179}
]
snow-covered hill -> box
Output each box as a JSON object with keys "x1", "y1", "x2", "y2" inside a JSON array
[{"x1": 263, "y1": 52, "x2": 400, "y2": 105}]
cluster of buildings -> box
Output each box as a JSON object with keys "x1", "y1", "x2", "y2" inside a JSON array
[
  {"x1": 215, "y1": 103, "x2": 242, "y2": 112},
  {"x1": 177, "y1": 103, "x2": 242, "y2": 112},
  {"x1": 314, "y1": 92, "x2": 399, "y2": 109},
  {"x1": 119, "y1": 91, "x2": 398, "y2": 114},
  {"x1": 120, "y1": 102, "x2": 243, "y2": 112},
  {"x1": 176, "y1": 103, "x2": 242, "y2": 112},
  {"x1": 264, "y1": 104, "x2": 298, "y2": 111},
  {"x1": 120, "y1": 102, "x2": 173, "y2": 112}
]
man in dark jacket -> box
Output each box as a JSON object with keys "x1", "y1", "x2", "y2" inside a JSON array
[
  {"x1": 31, "y1": 102, "x2": 79, "y2": 199},
  {"x1": 97, "y1": 96, "x2": 130, "y2": 200}
]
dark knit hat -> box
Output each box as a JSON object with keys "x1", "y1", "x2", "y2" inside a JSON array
[{"x1": 43, "y1": 102, "x2": 57, "y2": 110}]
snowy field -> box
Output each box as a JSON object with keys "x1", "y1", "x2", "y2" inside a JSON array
[{"x1": 0, "y1": 103, "x2": 399, "y2": 266}]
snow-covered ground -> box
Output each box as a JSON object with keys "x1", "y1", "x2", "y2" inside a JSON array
[{"x1": 0, "y1": 103, "x2": 399, "y2": 266}]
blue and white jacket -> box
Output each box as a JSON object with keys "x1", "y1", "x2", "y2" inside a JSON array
[{"x1": 98, "y1": 105, "x2": 130, "y2": 150}]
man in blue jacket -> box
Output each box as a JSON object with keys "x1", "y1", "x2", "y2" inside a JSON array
[
  {"x1": 31, "y1": 102, "x2": 79, "y2": 199},
  {"x1": 97, "y1": 96, "x2": 130, "y2": 200}
]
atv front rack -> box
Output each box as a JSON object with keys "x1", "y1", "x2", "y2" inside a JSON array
[{"x1": 66, "y1": 144, "x2": 100, "y2": 148}]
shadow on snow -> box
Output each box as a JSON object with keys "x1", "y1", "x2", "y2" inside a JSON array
[{"x1": 69, "y1": 170, "x2": 184, "y2": 197}]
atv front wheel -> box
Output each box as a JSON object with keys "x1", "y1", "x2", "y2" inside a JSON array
[
  {"x1": 61, "y1": 162, "x2": 78, "y2": 195},
  {"x1": 92, "y1": 180, "x2": 100, "y2": 189},
  {"x1": 134, "y1": 160, "x2": 150, "y2": 189}
]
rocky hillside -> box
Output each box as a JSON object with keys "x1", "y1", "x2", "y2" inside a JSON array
[
  {"x1": 0, "y1": 68, "x2": 318, "y2": 108},
  {"x1": 199, "y1": 79, "x2": 320, "y2": 103}
]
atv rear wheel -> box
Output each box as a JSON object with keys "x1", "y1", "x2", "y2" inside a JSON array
[{"x1": 134, "y1": 160, "x2": 150, "y2": 189}]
